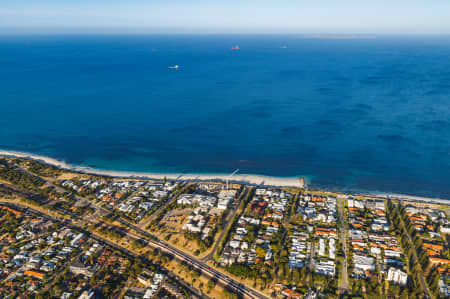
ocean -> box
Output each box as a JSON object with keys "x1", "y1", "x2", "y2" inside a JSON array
[{"x1": 0, "y1": 35, "x2": 449, "y2": 198}]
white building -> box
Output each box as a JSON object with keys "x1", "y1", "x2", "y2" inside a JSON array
[
  {"x1": 117, "y1": 203, "x2": 135, "y2": 213},
  {"x1": 329, "y1": 238, "x2": 336, "y2": 259},
  {"x1": 177, "y1": 194, "x2": 217, "y2": 208},
  {"x1": 353, "y1": 254, "x2": 375, "y2": 272},
  {"x1": 440, "y1": 226, "x2": 450, "y2": 234},
  {"x1": 314, "y1": 259, "x2": 335, "y2": 276},
  {"x1": 387, "y1": 267, "x2": 408, "y2": 286},
  {"x1": 384, "y1": 250, "x2": 401, "y2": 258},
  {"x1": 139, "y1": 202, "x2": 154, "y2": 211},
  {"x1": 371, "y1": 247, "x2": 381, "y2": 256},
  {"x1": 348, "y1": 199, "x2": 364, "y2": 209},
  {"x1": 70, "y1": 233, "x2": 84, "y2": 247},
  {"x1": 153, "y1": 190, "x2": 168, "y2": 198},
  {"x1": 318, "y1": 239, "x2": 326, "y2": 256}
]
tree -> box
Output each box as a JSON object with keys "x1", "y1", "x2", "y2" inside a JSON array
[
  {"x1": 300, "y1": 266, "x2": 306, "y2": 280},
  {"x1": 227, "y1": 264, "x2": 252, "y2": 278},
  {"x1": 255, "y1": 247, "x2": 266, "y2": 258},
  {"x1": 207, "y1": 280, "x2": 215, "y2": 293},
  {"x1": 223, "y1": 290, "x2": 238, "y2": 299},
  {"x1": 400, "y1": 287, "x2": 408, "y2": 299}
]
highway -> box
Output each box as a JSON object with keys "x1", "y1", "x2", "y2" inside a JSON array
[
  {"x1": 93, "y1": 201, "x2": 270, "y2": 299},
  {"x1": 1, "y1": 162, "x2": 271, "y2": 299}
]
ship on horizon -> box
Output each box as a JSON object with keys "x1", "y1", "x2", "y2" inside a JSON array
[
  {"x1": 280, "y1": 45, "x2": 287, "y2": 49},
  {"x1": 168, "y1": 65, "x2": 180, "y2": 69},
  {"x1": 231, "y1": 45, "x2": 240, "y2": 50}
]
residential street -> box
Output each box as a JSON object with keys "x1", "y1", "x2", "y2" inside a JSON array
[{"x1": 337, "y1": 197, "x2": 349, "y2": 292}]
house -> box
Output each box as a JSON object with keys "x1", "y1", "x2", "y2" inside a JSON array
[
  {"x1": 40, "y1": 262, "x2": 56, "y2": 272},
  {"x1": 430, "y1": 257, "x2": 450, "y2": 265},
  {"x1": 139, "y1": 202, "x2": 154, "y2": 211},
  {"x1": 236, "y1": 227, "x2": 248, "y2": 235},
  {"x1": 281, "y1": 289, "x2": 293, "y2": 297},
  {"x1": 24, "y1": 270, "x2": 45, "y2": 280},
  {"x1": 69, "y1": 260, "x2": 94, "y2": 277},
  {"x1": 229, "y1": 240, "x2": 240, "y2": 249},
  {"x1": 353, "y1": 254, "x2": 375, "y2": 272},
  {"x1": 70, "y1": 233, "x2": 84, "y2": 247},
  {"x1": 384, "y1": 250, "x2": 401, "y2": 258},
  {"x1": 61, "y1": 293, "x2": 72, "y2": 299},
  {"x1": 138, "y1": 270, "x2": 153, "y2": 287},
  {"x1": 314, "y1": 259, "x2": 335, "y2": 276},
  {"x1": 371, "y1": 247, "x2": 381, "y2": 255},
  {"x1": 423, "y1": 243, "x2": 444, "y2": 252}
]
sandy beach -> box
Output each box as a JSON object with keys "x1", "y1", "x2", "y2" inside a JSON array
[
  {"x1": 0, "y1": 149, "x2": 448, "y2": 205},
  {"x1": 0, "y1": 149, "x2": 302, "y2": 187}
]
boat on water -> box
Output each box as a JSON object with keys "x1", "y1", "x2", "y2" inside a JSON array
[
  {"x1": 168, "y1": 65, "x2": 180, "y2": 69},
  {"x1": 280, "y1": 45, "x2": 287, "y2": 49},
  {"x1": 231, "y1": 45, "x2": 240, "y2": 50}
]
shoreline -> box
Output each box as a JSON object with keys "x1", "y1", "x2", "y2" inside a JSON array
[
  {"x1": 0, "y1": 149, "x2": 448, "y2": 205},
  {"x1": 0, "y1": 149, "x2": 302, "y2": 187}
]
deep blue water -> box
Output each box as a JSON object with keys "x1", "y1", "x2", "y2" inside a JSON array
[{"x1": 0, "y1": 35, "x2": 449, "y2": 198}]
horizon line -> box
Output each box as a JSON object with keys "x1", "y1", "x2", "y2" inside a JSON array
[
  {"x1": 1, "y1": 31, "x2": 450, "y2": 37},
  {"x1": 1, "y1": 26, "x2": 450, "y2": 36}
]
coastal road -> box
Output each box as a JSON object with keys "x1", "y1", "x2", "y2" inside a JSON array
[{"x1": 201, "y1": 186, "x2": 250, "y2": 262}]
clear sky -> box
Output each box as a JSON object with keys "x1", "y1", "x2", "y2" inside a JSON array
[{"x1": 1, "y1": 0, "x2": 450, "y2": 34}]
